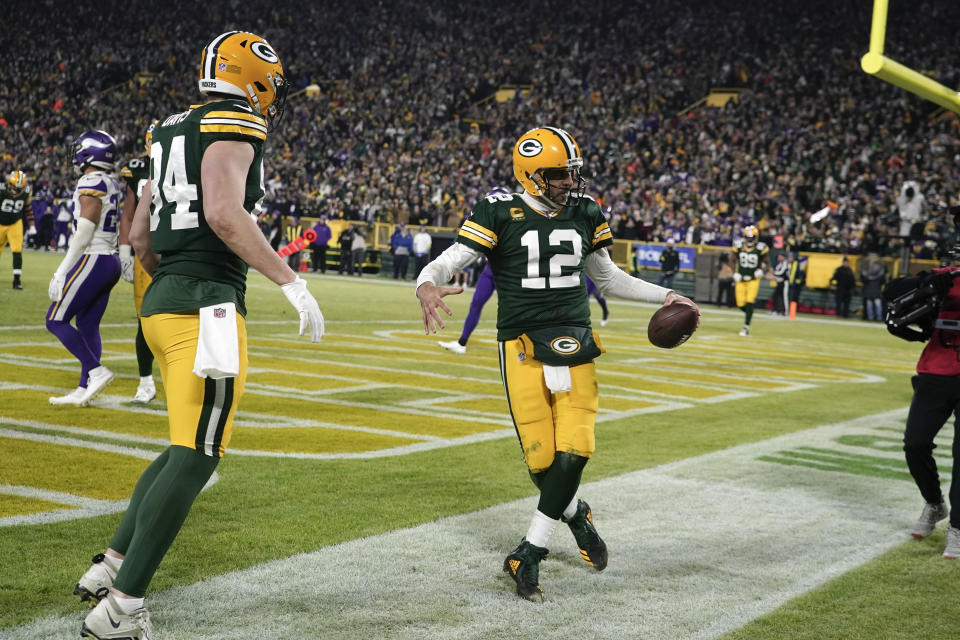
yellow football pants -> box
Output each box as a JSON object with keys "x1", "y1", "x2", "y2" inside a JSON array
[
  {"x1": 141, "y1": 311, "x2": 247, "y2": 457},
  {"x1": 735, "y1": 278, "x2": 760, "y2": 307},
  {"x1": 0, "y1": 220, "x2": 24, "y2": 254},
  {"x1": 498, "y1": 338, "x2": 598, "y2": 473},
  {"x1": 133, "y1": 257, "x2": 153, "y2": 316}
]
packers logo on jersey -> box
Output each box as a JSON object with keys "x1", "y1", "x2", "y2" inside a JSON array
[{"x1": 550, "y1": 336, "x2": 581, "y2": 355}]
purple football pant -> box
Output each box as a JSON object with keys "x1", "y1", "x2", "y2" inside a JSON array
[
  {"x1": 585, "y1": 276, "x2": 609, "y2": 318},
  {"x1": 460, "y1": 265, "x2": 496, "y2": 343},
  {"x1": 46, "y1": 253, "x2": 121, "y2": 387}
]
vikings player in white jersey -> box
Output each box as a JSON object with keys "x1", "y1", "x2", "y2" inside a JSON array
[{"x1": 46, "y1": 130, "x2": 124, "y2": 406}]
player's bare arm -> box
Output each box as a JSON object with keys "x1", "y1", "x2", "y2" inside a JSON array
[
  {"x1": 129, "y1": 178, "x2": 158, "y2": 276},
  {"x1": 202, "y1": 140, "x2": 297, "y2": 287}
]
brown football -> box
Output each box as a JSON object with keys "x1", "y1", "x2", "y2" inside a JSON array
[{"x1": 647, "y1": 302, "x2": 698, "y2": 348}]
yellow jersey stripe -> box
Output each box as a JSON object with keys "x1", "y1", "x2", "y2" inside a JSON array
[
  {"x1": 593, "y1": 223, "x2": 613, "y2": 244},
  {"x1": 462, "y1": 220, "x2": 497, "y2": 245},
  {"x1": 199, "y1": 123, "x2": 267, "y2": 140},
  {"x1": 77, "y1": 188, "x2": 106, "y2": 197},
  {"x1": 458, "y1": 226, "x2": 495, "y2": 249},
  {"x1": 200, "y1": 116, "x2": 267, "y2": 133},
  {"x1": 205, "y1": 110, "x2": 266, "y2": 125}
]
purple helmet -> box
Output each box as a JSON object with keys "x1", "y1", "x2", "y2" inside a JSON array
[{"x1": 73, "y1": 130, "x2": 118, "y2": 171}]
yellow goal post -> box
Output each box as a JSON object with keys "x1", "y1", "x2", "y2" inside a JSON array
[{"x1": 860, "y1": 0, "x2": 960, "y2": 113}]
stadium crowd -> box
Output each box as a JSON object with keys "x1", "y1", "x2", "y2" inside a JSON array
[{"x1": 3, "y1": 0, "x2": 960, "y2": 258}]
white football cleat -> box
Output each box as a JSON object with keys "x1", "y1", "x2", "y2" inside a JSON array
[
  {"x1": 81, "y1": 593, "x2": 152, "y2": 640},
  {"x1": 50, "y1": 386, "x2": 85, "y2": 406},
  {"x1": 600, "y1": 317, "x2": 609, "y2": 327},
  {"x1": 77, "y1": 366, "x2": 115, "y2": 406},
  {"x1": 738, "y1": 326, "x2": 750, "y2": 337},
  {"x1": 132, "y1": 381, "x2": 156, "y2": 404},
  {"x1": 438, "y1": 340, "x2": 466, "y2": 355}
]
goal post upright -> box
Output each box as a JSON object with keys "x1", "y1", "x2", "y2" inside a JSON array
[{"x1": 860, "y1": 0, "x2": 960, "y2": 114}]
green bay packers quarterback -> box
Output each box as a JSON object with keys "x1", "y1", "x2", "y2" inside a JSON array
[
  {"x1": 417, "y1": 126, "x2": 699, "y2": 602},
  {"x1": 74, "y1": 31, "x2": 324, "y2": 640},
  {"x1": 732, "y1": 225, "x2": 769, "y2": 336}
]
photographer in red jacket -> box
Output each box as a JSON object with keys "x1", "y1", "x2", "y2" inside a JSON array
[{"x1": 885, "y1": 266, "x2": 960, "y2": 558}]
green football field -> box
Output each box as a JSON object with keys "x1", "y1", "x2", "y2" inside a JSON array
[{"x1": 1, "y1": 250, "x2": 957, "y2": 639}]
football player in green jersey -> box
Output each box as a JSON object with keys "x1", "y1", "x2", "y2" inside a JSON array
[
  {"x1": 417, "y1": 126, "x2": 698, "y2": 602},
  {"x1": 75, "y1": 32, "x2": 324, "y2": 640},
  {"x1": 731, "y1": 225, "x2": 770, "y2": 336},
  {"x1": 0, "y1": 170, "x2": 35, "y2": 289},
  {"x1": 118, "y1": 120, "x2": 159, "y2": 404}
]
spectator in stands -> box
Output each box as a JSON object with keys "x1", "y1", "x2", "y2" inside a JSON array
[
  {"x1": 413, "y1": 225, "x2": 432, "y2": 277},
  {"x1": 717, "y1": 253, "x2": 736, "y2": 308},
  {"x1": 390, "y1": 223, "x2": 414, "y2": 280},
  {"x1": 787, "y1": 253, "x2": 806, "y2": 314},
  {"x1": 830, "y1": 256, "x2": 856, "y2": 318},
  {"x1": 311, "y1": 215, "x2": 331, "y2": 274},
  {"x1": 54, "y1": 200, "x2": 72, "y2": 250},
  {"x1": 284, "y1": 215, "x2": 304, "y2": 272},
  {"x1": 4, "y1": 0, "x2": 960, "y2": 264},
  {"x1": 337, "y1": 224, "x2": 354, "y2": 275},
  {"x1": 770, "y1": 253, "x2": 790, "y2": 316},
  {"x1": 897, "y1": 181, "x2": 925, "y2": 240},
  {"x1": 658, "y1": 239, "x2": 680, "y2": 288},
  {"x1": 350, "y1": 225, "x2": 367, "y2": 276},
  {"x1": 860, "y1": 254, "x2": 887, "y2": 321},
  {"x1": 267, "y1": 212, "x2": 283, "y2": 252}
]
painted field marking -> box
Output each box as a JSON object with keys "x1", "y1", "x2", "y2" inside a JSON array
[{"x1": 2, "y1": 408, "x2": 938, "y2": 640}]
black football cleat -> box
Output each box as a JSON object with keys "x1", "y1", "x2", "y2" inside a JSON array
[
  {"x1": 503, "y1": 538, "x2": 548, "y2": 602},
  {"x1": 563, "y1": 499, "x2": 608, "y2": 571}
]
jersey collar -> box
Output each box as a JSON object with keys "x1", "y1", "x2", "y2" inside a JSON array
[{"x1": 520, "y1": 191, "x2": 563, "y2": 218}]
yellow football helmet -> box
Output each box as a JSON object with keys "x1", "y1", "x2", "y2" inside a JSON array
[
  {"x1": 743, "y1": 225, "x2": 759, "y2": 249},
  {"x1": 198, "y1": 31, "x2": 288, "y2": 129},
  {"x1": 513, "y1": 127, "x2": 586, "y2": 206},
  {"x1": 6, "y1": 170, "x2": 27, "y2": 196},
  {"x1": 144, "y1": 119, "x2": 159, "y2": 153}
]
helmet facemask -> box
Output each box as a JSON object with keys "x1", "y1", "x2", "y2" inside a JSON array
[
  {"x1": 7, "y1": 171, "x2": 26, "y2": 197},
  {"x1": 261, "y1": 72, "x2": 288, "y2": 132},
  {"x1": 533, "y1": 165, "x2": 586, "y2": 209}
]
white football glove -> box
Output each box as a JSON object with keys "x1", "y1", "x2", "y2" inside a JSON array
[
  {"x1": 48, "y1": 271, "x2": 65, "y2": 301},
  {"x1": 754, "y1": 268, "x2": 765, "y2": 279},
  {"x1": 733, "y1": 272, "x2": 742, "y2": 283},
  {"x1": 25, "y1": 225, "x2": 37, "y2": 237},
  {"x1": 281, "y1": 276, "x2": 324, "y2": 342},
  {"x1": 119, "y1": 244, "x2": 135, "y2": 283}
]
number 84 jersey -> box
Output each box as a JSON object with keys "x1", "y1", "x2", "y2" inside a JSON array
[
  {"x1": 457, "y1": 192, "x2": 613, "y2": 340},
  {"x1": 72, "y1": 170, "x2": 124, "y2": 255}
]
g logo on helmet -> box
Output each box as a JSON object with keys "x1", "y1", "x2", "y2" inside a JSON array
[
  {"x1": 550, "y1": 336, "x2": 581, "y2": 355},
  {"x1": 518, "y1": 139, "x2": 543, "y2": 158},
  {"x1": 251, "y1": 41, "x2": 279, "y2": 64}
]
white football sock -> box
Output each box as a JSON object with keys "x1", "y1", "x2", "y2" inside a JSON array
[
  {"x1": 102, "y1": 553, "x2": 123, "y2": 574},
  {"x1": 113, "y1": 595, "x2": 145, "y2": 614},
  {"x1": 525, "y1": 510, "x2": 559, "y2": 548},
  {"x1": 139, "y1": 375, "x2": 154, "y2": 386},
  {"x1": 561, "y1": 496, "x2": 579, "y2": 521}
]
